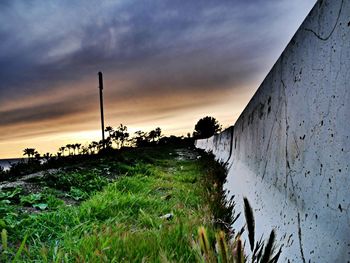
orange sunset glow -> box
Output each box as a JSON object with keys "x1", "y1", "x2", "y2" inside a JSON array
[{"x1": 0, "y1": 1, "x2": 316, "y2": 159}]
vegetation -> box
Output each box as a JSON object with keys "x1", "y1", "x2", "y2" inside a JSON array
[
  {"x1": 0, "y1": 146, "x2": 228, "y2": 261},
  {"x1": 193, "y1": 116, "x2": 221, "y2": 139},
  {"x1": 0, "y1": 118, "x2": 280, "y2": 262},
  {"x1": 23, "y1": 148, "x2": 39, "y2": 159},
  {"x1": 0, "y1": 145, "x2": 280, "y2": 262},
  {"x1": 0, "y1": 118, "x2": 208, "y2": 181},
  {"x1": 0, "y1": 124, "x2": 193, "y2": 182}
]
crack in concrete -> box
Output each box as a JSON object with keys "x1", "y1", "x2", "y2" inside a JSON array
[
  {"x1": 293, "y1": 133, "x2": 301, "y2": 158},
  {"x1": 261, "y1": 58, "x2": 287, "y2": 181},
  {"x1": 304, "y1": 0, "x2": 344, "y2": 41},
  {"x1": 297, "y1": 212, "x2": 307, "y2": 263},
  {"x1": 224, "y1": 126, "x2": 234, "y2": 165},
  {"x1": 281, "y1": 79, "x2": 297, "y2": 197},
  {"x1": 261, "y1": 96, "x2": 283, "y2": 180},
  {"x1": 282, "y1": 80, "x2": 291, "y2": 193}
]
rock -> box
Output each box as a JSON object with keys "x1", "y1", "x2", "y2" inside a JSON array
[
  {"x1": 160, "y1": 213, "x2": 173, "y2": 220},
  {"x1": 161, "y1": 194, "x2": 172, "y2": 201}
]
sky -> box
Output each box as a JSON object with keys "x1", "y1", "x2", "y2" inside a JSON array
[{"x1": 0, "y1": 0, "x2": 316, "y2": 159}]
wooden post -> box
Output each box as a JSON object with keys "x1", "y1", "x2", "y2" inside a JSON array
[{"x1": 98, "y1": 72, "x2": 105, "y2": 149}]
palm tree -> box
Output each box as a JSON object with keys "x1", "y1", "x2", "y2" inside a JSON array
[
  {"x1": 105, "y1": 126, "x2": 114, "y2": 137},
  {"x1": 134, "y1": 130, "x2": 147, "y2": 147},
  {"x1": 66, "y1": 144, "x2": 74, "y2": 156},
  {"x1": 104, "y1": 138, "x2": 112, "y2": 148},
  {"x1": 65, "y1": 144, "x2": 70, "y2": 155},
  {"x1": 98, "y1": 140, "x2": 106, "y2": 151},
  {"x1": 148, "y1": 127, "x2": 162, "y2": 142},
  {"x1": 75, "y1": 143, "x2": 81, "y2": 155},
  {"x1": 148, "y1": 130, "x2": 156, "y2": 142},
  {"x1": 88, "y1": 144, "x2": 93, "y2": 155},
  {"x1": 112, "y1": 130, "x2": 121, "y2": 148},
  {"x1": 23, "y1": 148, "x2": 36, "y2": 159},
  {"x1": 72, "y1": 144, "x2": 77, "y2": 155},
  {"x1": 23, "y1": 148, "x2": 31, "y2": 159},
  {"x1": 117, "y1": 124, "x2": 129, "y2": 147},
  {"x1": 59, "y1": 146, "x2": 66, "y2": 156},
  {"x1": 155, "y1": 127, "x2": 162, "y2": 139},
  {"x1": 91, "y1": 141, "x2": 98, "y2": 154},
  {"x1": 81, "y1": 146, "x2": 89, "y2": 155},
  {"x1": 64, "y1": 146, "x2": 69, "y2": 156}
]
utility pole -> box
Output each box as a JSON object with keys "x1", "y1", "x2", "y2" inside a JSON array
[{"x1": 98, "y1": 72, "x2": 105, "y2": 149}]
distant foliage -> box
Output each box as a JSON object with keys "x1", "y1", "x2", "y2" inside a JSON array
[
  {"x1": 4, "y1": 123, "x2": 196, "y2": 181},
  {"x1": 193, "y1": 116, "x2": 221, "y2": 139},
  {"x1": 105, "y1": 124, "x2": 130, "y2": 149},
  {"x1": 133, "y1": 127, "x2": 162, "y2": 147},
  {"x1": 23, "y1": 148, "x2": 38, "y2": 159}
]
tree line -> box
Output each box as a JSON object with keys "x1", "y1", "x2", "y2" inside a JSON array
[
  {"x1": 22, "y1": 116, "x2": 221, "y2": 160},
  {"x1": 1, "y1": 116, "x2": 221, "y2": 179},
  {"x1": 22, "y1": 125, "x2": 163, "y2": 159}
]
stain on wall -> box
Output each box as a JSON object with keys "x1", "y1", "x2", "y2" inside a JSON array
[{"x1": 196, "y1": 0, "x2": 350, "y2": 262}]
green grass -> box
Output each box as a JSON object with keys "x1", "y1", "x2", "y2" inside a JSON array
[{"x1": 0, "y1": 146, "x2": 231, "y2": 262}]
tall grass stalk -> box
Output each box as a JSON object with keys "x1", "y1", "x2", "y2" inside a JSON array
[{"x1": 1, "y1": 229, "x2": 8, "y2": 251}]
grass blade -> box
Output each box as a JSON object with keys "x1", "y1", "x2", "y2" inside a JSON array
[
  {"x1": 261, "y1": 230, "x2": 275, "y2": 263},
  {"x1": 243, "y1": 197, "x2": 255, "y2": 252},
  {"x1": 12, "y1": 234, "x2": 28, "y2": 263},
  {"x1": 236, "y1": 236, "x2": 244, "y2": 263},
  {"x1": 1, "y1": 229, "x2": 8, "y2": 251},
  {"x1": 216, "y1": 231, "x2": 228, "y2": 263},
  {"x1": 198, "y1": 227, "x2": 210, "y2": 256}
]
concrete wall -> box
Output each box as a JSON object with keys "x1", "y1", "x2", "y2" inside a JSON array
[
  {"x1": 195, "y1": 0, "x2": 350, "y2": 262},
  {"x1": 195, "y1": 126, "x2": 234, "y2": 164}
]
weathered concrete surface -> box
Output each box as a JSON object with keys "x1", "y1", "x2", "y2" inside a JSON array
[
  {"x1": 196, "y1": 126, "x2": 234, "y2": 164},
  {"x1": 196, "y1": 0, "x2": 350, "y2": 262}
]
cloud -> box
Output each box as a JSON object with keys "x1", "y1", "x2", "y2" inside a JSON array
[
  {"x1": 0, "y1": 0, "x2": 315, "y2": 101},
  {"x1": 0, "y1": 0, "x2": 316, "y2": 157},
  {"x1": 0, "y1": 98, "x2": 88, "y2": 126}
]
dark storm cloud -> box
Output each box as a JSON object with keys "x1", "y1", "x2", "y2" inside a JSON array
[
  {"x1": 0, "y1": 0, "x2": 316, "y2": 126},
  {"x1": 0, "y1": 98, "x2": 90, "y2": 126}
]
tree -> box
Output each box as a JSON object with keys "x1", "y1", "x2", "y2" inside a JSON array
[
  {"x1": 23, "y1": 148, "x2": 36, "y2": 159},
  {"x1": 66, "y1": 144, "x2": 73, "y2": 155},
  {"x1": 74, "y1": 143, "x2": 81, "y2": 155},
  {"x1": 81, "y1": 146, "x2": 89, "y2": 155},
  {"x1": 105, "y1": 126, "x2": 114, "y2": 137},
  {"x1": 72, "y1": 144, "x2": 77, "y2": 155},
  {"x1": 117, "y1": 124, "x2": 129, "y2": 147},
  {"x1": 59, "y1": 146, "x2": 66, "y2": 156},
  {"x1": 147, "y1": 127, "x2": 162, "y2": 142},
  {"x1": 105, "y1": 124, "x2": 130, "y2": 149},
  {"x1": 193, "y1": 116, "x2": 221, "y2": 139},
  {"x1": 103, "y1": 138, "x2": 112, "y2": 149},
  {"x1": 90, "y1": 141, "x2": 99, "y2": 154},
  {"x1": 111, "y1": 124, "x2": 129, "y2": 148},
  {"x1": 148, "y1": 130, "x2": 157, "y2": 142},
  {"x1": 154, "y1": 127, "x2": 162, "y2": 141},
  {"x1": 134, "y1": 130, "x2": 147, "y2": 147}
]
